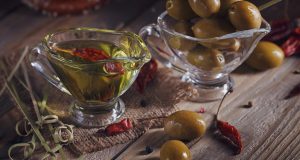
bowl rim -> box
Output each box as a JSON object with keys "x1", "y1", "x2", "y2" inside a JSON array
[
  {"x1": 157, "y1": 11, "x2": 271, "y2": 42},
  {"x1": 42, "y1": 27, "x2": 151, "y2": 65}
]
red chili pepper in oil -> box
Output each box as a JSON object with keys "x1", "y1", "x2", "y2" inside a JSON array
[
  {"x1": 72, "y1": 48, "x2": 125, "y2": 74},
  {"x1": 73, "y1": 48, "x2": 109, "y2": 62},
  {"x1": 105, "y1": 118, "x2": 133, "y2": 136}
]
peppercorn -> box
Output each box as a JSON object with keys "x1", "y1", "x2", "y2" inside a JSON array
[
  {"x1": 243, "y1": 101, "x2": 253, "y2": 108},
  {"x1": 293, "y1": 70, "x2": 300, "y2": 74},
  {"x1": 145, "y1": 146, "x2": 153, "y2": 154},
  {"x1": 140, "y1": 99, "x2": 148, "y2": 107}
]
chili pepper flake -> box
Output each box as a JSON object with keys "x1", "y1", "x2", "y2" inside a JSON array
[
  {"x1": 104, "y1": 118, "x2": 133, "y2": 136},
  {"x1": 197, "y1": 107, "x2": 205, "y2": 113},
  {"x1": 135, "y1": 59, "x2": 158, "y2": 93}
]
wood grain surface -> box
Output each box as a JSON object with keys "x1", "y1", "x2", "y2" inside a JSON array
[{"x1": 0, "y1": 0, "x2": 299, "y2": 160}]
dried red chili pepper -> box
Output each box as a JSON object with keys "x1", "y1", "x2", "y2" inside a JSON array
[
  {"x1": 216, "y1": 120, "x2": 242, "y2": 154},
  {"x1": 281, "y1": 27, "x2": 300, "y2": 57},
  {"x1": 285, "y1": 83, "x2": 300, "y2": 99},
  {"x1": 73, "y1": 48, "x2": 109, "y2": 62},
  {"x1": 263, "y1": 19, "x2": 294, "y2": 42},
  {"x1": 215, "y1": 88, "x2": 242, "y2": 155},
  {"x1": 105, "y1": 118, "x2": 133, "y2": 136},
  {"x1": 135, "y1": 59, "x2": 158, "y2": 93}
]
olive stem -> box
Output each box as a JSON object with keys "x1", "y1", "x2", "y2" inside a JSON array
[
  {"x1": 258, "y1": 0, "x2": 282, "y2": 11},
  {"x1": 216, "y1": 87, "x2": 233, "y2": 120}
]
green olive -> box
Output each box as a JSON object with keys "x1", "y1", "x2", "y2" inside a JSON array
[
  {"x1": 187, "y1": 47, "x2": 225, "y2": 71},
  {"x1": 169, "y1": 21, "x2": 197, "y2": 51},
  {"x1": 164, "y1": 110, "x2": 206, "y2": 140},
  {"x1": 166, "y1": 0, "x2": 196, "y2": 20},
  {"x1": 246, "y1": 41, "x2": 284, "y2": 70},
  {"x1": 219, "y1": 0, "x2": 242, "y2": 16},
  {"x1": 228, "y1": 1, "x2": 262, "y2": 30},
  {"x1": 201, "y1": 38, "x2": 241, "y2": 52},
  {"x1": 188, "y1": 0, "x2": 220, "y2": 18},
  {"x1": 192, "y1": 18, "x2": 235, "y2": 39},
  {"x1": 160, "y1": 140, "x2": 191, "y2": 160}
]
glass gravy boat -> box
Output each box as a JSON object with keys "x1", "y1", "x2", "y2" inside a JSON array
[
  {"x1": 30, "y1": 28, "x2": 151, "y2": 127},
  {"x1": 140, "y1": 11, "x2": 270, "y2": 102}
]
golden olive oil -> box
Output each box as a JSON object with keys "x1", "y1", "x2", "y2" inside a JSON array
[{"x1": 48, "y1": 40, "x2": 139, "y2": 105}]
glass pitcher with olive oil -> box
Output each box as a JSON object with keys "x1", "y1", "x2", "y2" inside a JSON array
[{"x1": 30, "y1": 28, "x2": 151, "y2": 127}]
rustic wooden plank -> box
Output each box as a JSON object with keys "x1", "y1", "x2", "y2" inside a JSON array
[
  {"x1": 277, "y1": 133, "x2": 300, "y2": 160},
  {"x1": 62, "y1": 143, "x2": 131, "y2": 160},
  {"x1": 115, "y1": 128, "x2": 165, "y2": 160},
  {"x1": 115, "y1": 56, "x2": 300, "y2": 160},
  {"x1": 263, "y1": 118, "x2": 300, "y2": 159}
]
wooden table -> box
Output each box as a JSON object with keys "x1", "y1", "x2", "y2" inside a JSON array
[{"x1": 0, "y1": 0, "x2": 299, "y2": 160}]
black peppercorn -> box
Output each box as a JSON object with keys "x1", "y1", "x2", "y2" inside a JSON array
[
  {"x1": 140, "y1": 99, "x2": 147, "y2": 107},
  {"x1": 145, "y1": 146, "x2": 153, "y2": 154},
  {"x1": 293, "y1": 70, "x2": 300, "y2": 74}
]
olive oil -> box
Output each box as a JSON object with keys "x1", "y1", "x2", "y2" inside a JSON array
[{"x1": 48, "y1": 40, "x2": 139, "y2": 106}]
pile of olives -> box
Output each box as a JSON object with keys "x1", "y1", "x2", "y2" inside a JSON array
[
  {"x1": 160, "y1": 110, "x2": 206, "y2": 160},
  {"x1": 166, "y1": 0, "x2": 263, "y2": 71},
  {"x1": 166, "y1": 0, "x2": 262, "y2": 34}
]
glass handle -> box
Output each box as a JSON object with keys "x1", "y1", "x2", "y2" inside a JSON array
[
  {"x1": 29, "y1": 44, "x2": 71, "y2": 95},
  {"x1": 139, "y1": 24, "x2": 186, "y2": 74}
]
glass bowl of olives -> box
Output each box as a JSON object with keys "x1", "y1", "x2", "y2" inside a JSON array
[{"x1": 139, "y1": 0, "x2": 271, "y2": 101}]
